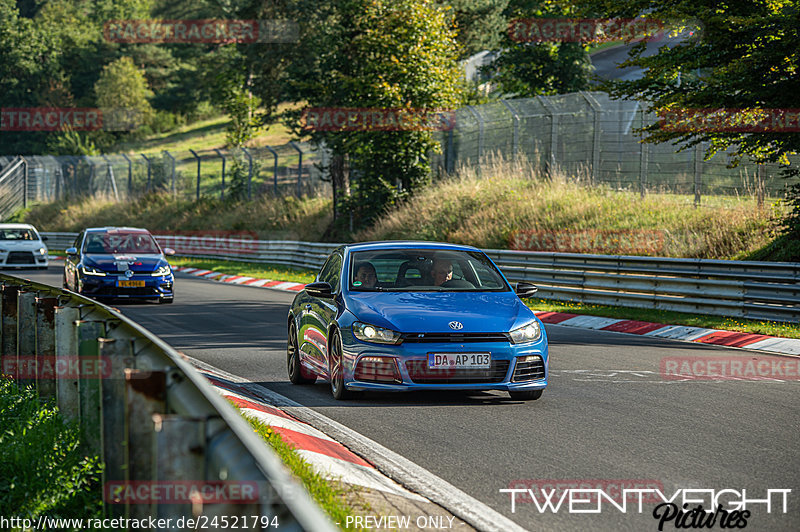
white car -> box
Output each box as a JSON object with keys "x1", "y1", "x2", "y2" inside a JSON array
[{"x1": 0, "y1": 223, "x2": 49, "y2": 269}]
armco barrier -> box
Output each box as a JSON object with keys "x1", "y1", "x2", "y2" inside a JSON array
[
  {"x1": 0, "y1": 273, "x2": 336, "y2": 532},
  {"x1": 42, "y1": 233, "x2": 800, "y2": 323}
]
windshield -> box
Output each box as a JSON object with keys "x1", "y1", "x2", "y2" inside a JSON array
[
  {"x1": 349, "y1": 249, "x2": 509, "y2": 292},
  {"x1": 0, "y1": 229, "x2": 37, "y2": 241},
  {"x1": 83, "y1": 231, "x2": 161, "y2": 254}
]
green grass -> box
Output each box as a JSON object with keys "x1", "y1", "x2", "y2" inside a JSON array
[
  {"x1": 524, "y1": 298, "x2": 800, "y2": 339},
  {"x1": 170, "y1": 256, "x2": 317, "y2": 284},
  {"x1": 115, "y1": 104, "x2": 298, "y2": 156},
  {"x1": 0, "y1": 379, "x2": 103, "y2": 522},
  {"x1": 237, "y1": 408, "x2": 367, "y2": 531}
]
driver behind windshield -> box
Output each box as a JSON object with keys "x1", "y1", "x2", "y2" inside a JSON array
[
  {"x1": 353, "y1": 262, "x2": 378, "y2": 289},
  {"x1": 430, "y1": 258, "x2": 453, "y2": 286}
]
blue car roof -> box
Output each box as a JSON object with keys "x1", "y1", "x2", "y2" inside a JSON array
[{"x1": 343, "y1": 241, "x2": 481, "y2": 253}]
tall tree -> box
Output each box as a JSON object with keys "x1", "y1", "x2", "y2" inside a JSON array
[
  {"x1": 577, "y1": 0, "x2": 800, "y2": 256},
  {"x1": 488, "y1": 0, "x2": 593, "y2": 97},
  {"x1": 283, "y1": 0, "x2": 463, "y2": 235}
]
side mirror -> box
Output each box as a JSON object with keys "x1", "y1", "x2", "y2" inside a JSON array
[
  {"x1": 163, "y1": 248, "x2": 176, "y2": 256},
  {"x1": 305, "y1": 281, "x2": 333, "y2": 299},
  {"x1": 515, "y1": 281, "x2": 538, "y2": 298},
  {"x1": 66, "y1": 247, "x2": 78, "y2": 255}
]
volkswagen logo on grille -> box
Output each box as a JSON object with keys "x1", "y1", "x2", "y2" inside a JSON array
[
  {"x1": 124, "y1": 270, "x2": 134, "y2": 278},
  {"x1": 448, "y1": 321, "x2": 463, "y2": 330}
]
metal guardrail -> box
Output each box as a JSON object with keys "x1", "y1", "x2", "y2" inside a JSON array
[
  {"x1": 0, "y1": 273, "x2": 336, "y2": 532},
  {"x1": 40, "y1": 233, "x2": 800, "y2": 322}
]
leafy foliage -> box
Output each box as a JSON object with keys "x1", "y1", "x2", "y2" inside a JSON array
[
  {"x1": 0, "y1": 379, "x2": 103, "y2": 520},
  {"x1": 576, "y1": 0, "x2": 800, "y2": 240}
]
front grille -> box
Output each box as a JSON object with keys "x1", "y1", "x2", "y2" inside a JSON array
[
  {"x1": 405, "y1": 360, "x2": 510, "y2": 384},
  {"x1": 512, "y1": 356, "x2": 545, "y2": 381},
  {"x1": 6, "y1": 251, "x2": 35, "y2": 264},
  {"x1": 94, "y1": 286, "x2": 160, "y2": 296},
  {"x1": 401, "y1": 332, "x2": 509, "y2": 344}
]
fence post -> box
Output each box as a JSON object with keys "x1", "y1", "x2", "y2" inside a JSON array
[
  {"x1": 140, "y1": 154, "x2": 152, "y2": 192},
  {"x1": 537, "y1": 96, "x2": 559, "y2": 177},
  {"x1": 289, "y1": 141, "x2": 303, "y2": 197},
  {"x1": 16, "y1": 290, "x2": 37, "y2": 388},
  {"x1": 21, "y1": 156, "x2": 29, "y2": 208},
  {"x1": 266, "y1": 145, "x2": 279, "y2": 196},
  {"x1": 757, "y1": 164, "x2": 765, "y2": 208},
  {"x1": 189, "y1": 149, "x2": 201, "y2": 200},
  {"x1": 214, "y1": 148, "x2": 226, "y2": 200},
  {"x1": 120, "y1": 153, "x2": 133, "y2": 197},
  {"x1": 466, "y1": 106, "x2": 484, "y2": 171},
  {"x1": 580, "y1": 92, "x2": 602, "y2": 186},
  {"x1": 163, "y1": 150, "x2": 176, "y2": 198},
  {"x1": 693, "y1": 142, "x2": 703, "y2": 207},
  {"x1": 242, "y1": 147, "x2": 253, "y2": 199},
  {"x1": 101, "y1": 154, "x2": 120, "y2": 201},
  {"x1": 501, "y1": 100, "x2": 520, "y2": 162}
]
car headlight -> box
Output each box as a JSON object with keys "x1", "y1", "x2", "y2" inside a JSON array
[
  {"x1": 352, "y1": 321, "x2": 401, "y2": 345},
  {"x1": 509, "y1": 321, "x2": 541, "y2": 344},
  {"x1": 151, "y1": 265, "x2": 171, "y2": 277},
  {"x1": 81, "y1": 265, "x2": 107, "y2": 277},
  {"x1": 38, "y1": 248, "x2": 47, "y2": 255}
]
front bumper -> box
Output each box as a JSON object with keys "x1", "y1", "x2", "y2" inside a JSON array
[
  {"x1": 79, "y1": 273, "x2": 174, "y2": 300},
  {"x1": 0, "y1": 251, "x2": 48, "y2": 268},
  {"x1": 341, "y1": 333, "x2": 548, "y2": 392}
]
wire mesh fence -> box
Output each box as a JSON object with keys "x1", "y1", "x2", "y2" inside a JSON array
[
  {"x1": 431, "y1": 91, "x2": 800, "y2": 204},
  {"x1": 3, "y1": 92, "x2": 799, "y2": 219},
  {"x1": 0, "y1": 142, "x2": 330, "y2": 210}
]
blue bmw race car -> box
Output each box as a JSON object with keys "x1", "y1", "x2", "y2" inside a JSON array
[
  {"x1": 64, "y1": 227, "x2": 175, "y2": 303},
  {"x1": 287, "y1": 241, "x2": 548, "y2": 400}
]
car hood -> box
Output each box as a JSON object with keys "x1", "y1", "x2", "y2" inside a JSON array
[
  {"x1": 345, "y1": 291, "x2": 535, "y2": 333},
  {"x1": 84, "y1": 254, "x2": 167, "y2": 272},
  {"x1": 0, "y1": 240, "x2": 46, "y2": 251}
]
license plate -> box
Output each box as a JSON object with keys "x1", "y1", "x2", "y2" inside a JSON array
[
  {"x1": 117, "y1": 280, "x2": 145, "y2": 287},
  {"x1": 428, "y1": 353, "x2": 491, "y2": 369}
]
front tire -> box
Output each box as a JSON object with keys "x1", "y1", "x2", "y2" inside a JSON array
[
  {"x1": 329, "y1": 329, "x2": 355, "y2": 400},
  {"x1": 509, "y1": 389, "x2": 543, "y2": 401},
  {"x1": 288, "y1": 321, "x2": 315, "y2": 384}
]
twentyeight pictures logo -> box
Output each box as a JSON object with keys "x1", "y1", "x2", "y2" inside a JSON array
[{"x1": 103, "y1": 20, "x2": 298, "y2": 43}]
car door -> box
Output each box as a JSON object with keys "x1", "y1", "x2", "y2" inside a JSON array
[
  {"x1": 65, "y1": 231, "x2": 84, "y2": 289},
  {"x1": 299, "y1": 251, "x2": 343, "y2": 376}
]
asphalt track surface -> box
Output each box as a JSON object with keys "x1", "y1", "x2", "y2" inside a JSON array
[{"x1": 21, "y1": 267, "x2": 800, "y2": 531}]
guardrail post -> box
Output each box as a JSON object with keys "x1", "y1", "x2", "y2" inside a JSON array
[
  {"x1": 77, "y1": 320, "x2": 106, "y2": 454},
  {"x1": 35, "y1": 295, "x2": 59, "y2": 399},
  {"x1": 266, "y1": 145, "x2": 279, "y2": 196},
  {"x1": 1, "y1": 284, "x2": 21, "y2": 371},
  {"x1": 154, "y1": 414, "x2": 211, "y2": 522},
  {"x1": 55, "y1": 305, "x2": 81, "y2": 422},
  {"x1": 125, "y1": 367, "x2": 166, "y2": 520},
  {"x1": 214, "y1": 148, "x2": 226, "y2": 200},
  {"x1": 99, "y1": 336, "x2": 135, "y2": 520},
  {"x1": 16, "y1": 290, "x2": 37, "y2": 388}
]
